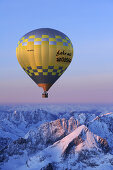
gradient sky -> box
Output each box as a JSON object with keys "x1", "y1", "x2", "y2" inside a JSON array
[{"x1": 0, "y1": 0, "x2": 113, "y2": 104}]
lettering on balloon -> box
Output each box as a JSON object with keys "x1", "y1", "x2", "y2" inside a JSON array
[
  {"x1": 56, "y1": 50, "x2": 72, "y2": 63},
  {"x1": 56, "y1": 50, "x2": 72, "y2": 56},
  {"x1": 27, "y1": 49, "x2": 34, "y2": 51},
  {"x1": 56, "y1": 57, "x2": 71, "y2": 63}
]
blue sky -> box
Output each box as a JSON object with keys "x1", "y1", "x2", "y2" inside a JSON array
[{"x1": 0, "y1": 0, "x2": 113, "y2": 103}]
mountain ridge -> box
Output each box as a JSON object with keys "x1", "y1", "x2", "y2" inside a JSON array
[{"x1": 0, "y1": 105, "x2": 113, "y2": 170}]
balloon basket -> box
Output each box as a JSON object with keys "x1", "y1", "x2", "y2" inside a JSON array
[{"x1": 42, "y1": 91, "x2": 48, "y2": 98}]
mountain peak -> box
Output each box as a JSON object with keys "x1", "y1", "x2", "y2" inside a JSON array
[{"x1": 27, "y1": 125, "x2": 109, "y2": 169}]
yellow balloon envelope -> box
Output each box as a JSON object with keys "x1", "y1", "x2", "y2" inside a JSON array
[{"x1": 16, "y1": 28, "x2": 73, "y2": 98}]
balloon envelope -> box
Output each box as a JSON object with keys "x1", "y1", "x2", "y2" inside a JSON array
[{"x1": 16, "y1": 28, "x2": 73, "y2": 97}]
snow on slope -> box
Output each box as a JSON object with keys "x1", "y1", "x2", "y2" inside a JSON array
[
  {"x1": 0, "y1": 108, "x2": 57, "y2": 140},
  {"x1": 0, "y1": 104, "x2": 113, "y2": 170},
  {"x1": 88, "y1": 112, "x2": 113, "y2": 151},
  {"x1": 21, "y1": 125, "x2": 107, "y2": 170}
]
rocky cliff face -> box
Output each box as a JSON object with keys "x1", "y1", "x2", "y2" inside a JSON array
[
  {"x1": 0, "y1": 117, "x2": 80, "y2": 162},
  {"x1": 25, "y1": 117, "x2": 79, "y2": 147}
]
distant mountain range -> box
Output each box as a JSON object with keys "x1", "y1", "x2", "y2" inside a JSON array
[{"x1": 0, "y1": 104, "x2": 113, "y2": 170}]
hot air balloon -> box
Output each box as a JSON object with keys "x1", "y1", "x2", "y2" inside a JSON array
[{"x1": 16, "y1": 28, "x2": 73, "y2": 98}]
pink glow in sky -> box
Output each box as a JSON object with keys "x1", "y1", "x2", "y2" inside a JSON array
[{"x1": 0, "y1": 73, "x2": 113, "y2": 103}]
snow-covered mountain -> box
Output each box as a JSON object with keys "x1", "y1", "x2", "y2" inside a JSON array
[
  {"x1": 26, "y1": 124, "x2": 111, "y2": 170},
  {"x1": 0, "y1": 108, "x2": 57, "y2": 140},
  {"x1": 0, "y1": 104, "x2": 113, "y2": 170}
]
